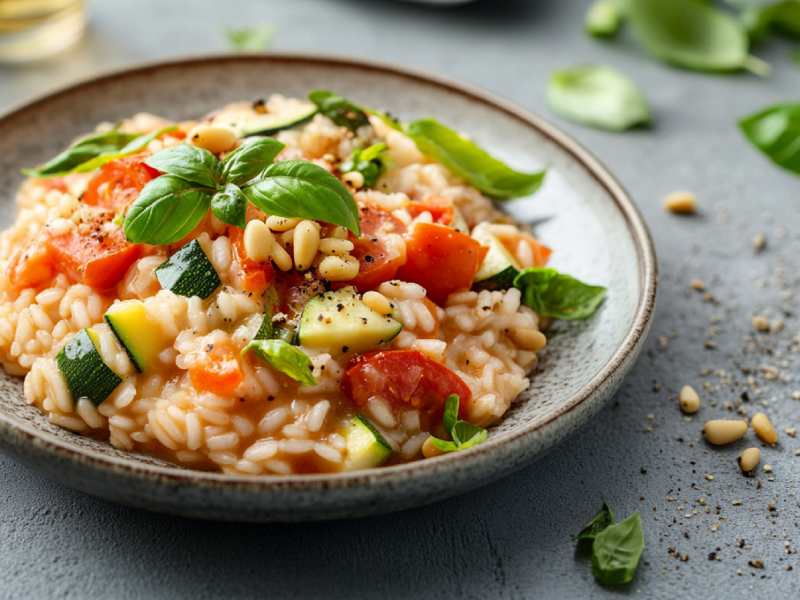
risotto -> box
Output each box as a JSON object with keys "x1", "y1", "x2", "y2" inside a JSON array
[{"x1": 0, "y1": 92, "x2": 601, "y2": 475}]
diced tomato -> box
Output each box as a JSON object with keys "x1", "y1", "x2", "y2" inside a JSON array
[
  {"x1": 228, "y1": 226, "x2": 275, "y2": 294},
  {"x1": 7, "y1": 231, "x2": 54, "y2": 289},
  {"x1": 502, "y1": 234, "x2": 552, "y2": 268},
  {"x1": 405, "y1": 196, "x2": 454, "y2": 226},
  {"x1": 40, "y1": 177, "x2": 69, "y2": 193},
  {"x1": 341, "y1": 350, "x2": 472, "y2": 420},
  {"x1": 345, "y1": 204, "x2": 407, "y2": 292},
  {"x1": 395, "y1": 223, "x2": 488, "y2": 306},
  {"x1": 83, "y1": 153, "x2": 159, "y2": 212},
  {"x1": 189, "y1": 343, "x2": 243, "y2": 397}
]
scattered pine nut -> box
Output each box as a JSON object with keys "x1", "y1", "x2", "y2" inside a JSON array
[
  {"x1": 663, "y1": 191, "x2": 697, "y2": 214},
  {"x1": 690, "y1": 279, "x2": 705, "y2": 291},
  {"x1": 703, "y1": 420, "x2": 748, "y2": 445},
  {"x1": 342, "y1": 171, "x2": 365, "y2": 189},
  {"x1": 763, "y1": 464, "x2": 773, "y2": 473},
  {"x1": 752, "y1": 315, "x2": 769, "y2": 332},
  {"x1": 784, "y1": 428, "x2": 796, "y2": 437},
  {"x1": 421, "y1": 437, "x2": 444, "y2": 458},
  {"x1": 679, "y1": 385, "x2": 700, "y2": 414},
  {"x1": 509, "y1": 329, "x2": 547, "y2": 352},
  {"x1": 752, "y1": 233, "x2": 766, "y2": 253},
  {"x1": 362, "y1": 291, "x2": 393, "y2": 316},
  {"x1": 751, "y1": 412, "x2": 777, "y2": 445},
  {"x1": 737, "y1": 447, "x2": 760, "y2": 473},
  {"x1": 185, "y1": 124, "x2": 237, "y2": 154}
]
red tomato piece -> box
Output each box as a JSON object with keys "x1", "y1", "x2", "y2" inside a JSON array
[
  {"x1": 83, "y1": 153, "x2": 159, "y2": 212},
  {"x1": 346, "y1": 204, "x2": 407, "y2": 292},
  {"x1": 189, "y1": 343, "x2": 243, "y2": 397},
  {"x1": 7, "y1": 231, "x2": 54, "y2": 290},
  {"x1": 341, "y1": 350, "x2": 472, "y2": 420},
  {"x1": 502, "y1": 235, "x2": 552, "y2": 268},
  {"x1": 228, "y1": 226, "x2": 275, "y2": 294},
  {"x1": 405, "y1": 196, "x2": 455, "y2": 226},
  {"x1": 395, "y1": 222, "x2": 487, "y2": 306}
]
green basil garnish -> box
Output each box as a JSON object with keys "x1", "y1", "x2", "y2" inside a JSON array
[
  {"x1": 584, "y1": 0, "x2": 622, "y2": 39},
  {"x1": 144, "y1": 144, "x2": 222, "y2": 189},
  {"x1": 547, "y1": 65, "x2": 650, "y2": 132},
  {"x1": 221, "y1": 137, "x2": 285, "y2": 186},
  {"x1": 243, "y1": 339, "x2": 317, "y2": 387},
  {"x1": 211, "y1": 183, "x2": 249, "y2": 229},
  {"x1": 429, "y1": 394, "x2": 488, "y2": 453},
  {"x1": 590, "y1": 512, "x2": 644, "y2": 584},
  {"x1": 572, "y1": 500, "x2": 615, "y2": 541},
  {"x1": 308, "y1": 90, "x2": 370, "y2": 131},
  {"x1": 514, "y1": 268, "x2": 605, "y2": 321},
  {"x1": 340, "y1": 143, "x2": 390, "y2": 187},
  {"x1": 224, "y1": 23, "x2": 275, "y2": 52},
  {"x1": 739, "y1": 102, "x2": 800, "y2": 175}
]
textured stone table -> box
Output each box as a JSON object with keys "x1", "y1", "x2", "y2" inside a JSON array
[{"x1": 1, "y1": 1, "x2": 799, "y2": 597}]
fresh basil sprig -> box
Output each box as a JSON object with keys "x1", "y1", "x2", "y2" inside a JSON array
[
  {"x1": 243, "y1": 339, "x2": 317, "y2": 387},
  {"x1": 23, "y1": 125, "x2": 177, "y2": 179},
  {"x1": 340, "y1": 143, "x2": 390, "y2": 187},
  {"x1": 739, "y1": 102, "x2": 800, "y2": 176},
  {"x1": 308, "y1": 90, "x2": 370, "y2": 131},
  {"x1": 514, "y1": 268, "x2": 606, "y2": 321},
  {"x1": 572, "y1": 500, "x2": 615, "y2": 541},
  {"x1": 224, "y1": 23, "x2": 275, "y2": 52},
  {"x1": 584, "y1": 0, "x2": 622, "y2": 38},
  {"x1": 547, "y1": 65, "x2": 651, "y2": 131},
  {"x1": 429, "y1": 394, "x2": 488, "y2": 453}
]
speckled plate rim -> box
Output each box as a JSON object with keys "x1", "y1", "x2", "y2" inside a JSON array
[{"x1": 0, "y1": 53, "x2": 657, "y2": 518}]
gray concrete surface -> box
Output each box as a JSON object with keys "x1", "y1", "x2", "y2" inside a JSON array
[{"x1": 1, "y1": 0, "x2": 799, "y2": 597}]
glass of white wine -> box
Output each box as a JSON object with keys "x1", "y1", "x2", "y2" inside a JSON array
[{"x1": 0, "y1": 0, "x2": 85, "y2": 62}]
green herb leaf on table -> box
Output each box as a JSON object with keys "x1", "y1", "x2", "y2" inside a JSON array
[
  {"x1": 224, "y1": 23, "x2": 275, "y2": 52},
  {"x1": 243, "y1": 339, "x2": 317, "y2": 387},
  {"x1": 340, "y1": 143, "x2": 390, "y2": 187},
  {"x1": 573, "y1": 500, "x2": 615, "y2": 541},
  {"x1": 585, "y1": 0, "x2": 623, "y2": 38},
  {"x1": 211, "y1": 183, "x2": 249, "y2": 229},
  {"x1": 308, "y1": 90, "x2": 371, "y2": 131},
  {"x1": 514, "y1": 268, "x2": 606, "y2": 321},
  {"x1": 405, "y1": 118, "x2": 545, "y2": 200},
  {"x1": 547, "y1": 65, "x2": 651, "y2": 131},
  {"x1": 743, "y1": 1, "x2": 800, "y2": 44},
  {"x1": 221, "y1": 137, "x2": 286, "y2": 186},
  {"x1": 739, "y1": 102, "x2": 800, "y2": 175},
  {"x1": 591, "y1": 512, "x2": 644, "y2": 584},
  {"x1": 793, "y1": 50, "x2": 800, "y2": 65},
  {"x1": 144, "y1": 144, "x2": 222, "y2": 189},
  {"x1": 243, "y1": 160, "x2": 361, "y2": 236},
  {"x1": 429, "y1": 394, "x2": 488, "y2": 453},
  {"x1": 123, "y1": 175, "x2": 214, "y2": 245}
]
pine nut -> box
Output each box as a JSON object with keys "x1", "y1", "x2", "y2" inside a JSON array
[
  {"x1": 186, "y1": 125, "x2": 237, "y2": 154},
  {"x1": 663, "y1": 191, "x2": 697, "y2": 214},
  {"x1": 737, "y1": 447, "x2": 761, "y2": 473},
  {"x1": 332, "y1": 226, "x2": 348, "y2": 239},
  {"x1": 279, "y1": 229, "x2": 294, "y2": 249},
  {"x1": 319, "y1": 238, "x2": 355, "y2": 256},
  {"x1": 421, "y1": 436, "x2": 444, "y2": 458},
  {"x1": 271, "y1": 241, "x2": 293, "y2": 271},
  {"x1": 751, "y1": 412, "x2": 777, "y2": 445},
  {"x1": 243, "y1": 220, "x2": 273, "y2": 261},
  {"x1": 362, "y1": 291, "x2": 392, "y2": 315},
  {"x1": 293, "y1": 220, "x2": 320, "y2": 271},
  {"x1": 266, "y1": 216, "x2": 302, "y2": 231},
  {"x1": 318, "y1": 255, "x2": 359, "y2": 281},
  {"x1": 342, "y1": 171, "x2": 365, "y2": 189},
  {"x1": 679, "y1": 385, "x2": 700, "y2": 414},
  {"x1": 703, "y1": 419, "x2": 748, "y2": 445},
  {"x1": 508, "y1": 329, "x2": 547, "y2": 352},
  {"x1": 752, "y1": 315, "x2": 769, "y2": 331}
]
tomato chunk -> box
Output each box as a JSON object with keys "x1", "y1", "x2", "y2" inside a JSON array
[
  {"x1": 228, "y1": 226, "x2": 275, "y2": 294},
  {"x1": 346, "y1": 204, "x2": 407, "y2": 292},
  {"x1": 7, "y1": 231, "x2": 54, "y2": 290},
  {"x1": 83, "y1": 153, "x2": 159, "y2": 212},
  {"x1": 395, "y1": 222, "x2": 487, "y2": 306},
  {"x1": 405, "y1": 196, "x2": 454, "y2": 226},
  {"x1": 189, "y1": 343, "x2": 243, "y2": 397},
  {"x1": 502, "y1": 234, "x2": 552, "y2": 268},
  {"x1": 341, "y1": 350, "x2": 472, "y2": 421}
]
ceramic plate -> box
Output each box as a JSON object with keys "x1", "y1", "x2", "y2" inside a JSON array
[{"x1": 0, "y1": 54, "x2": 656, "y2": 521}]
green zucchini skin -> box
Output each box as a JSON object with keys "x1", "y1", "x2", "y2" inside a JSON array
[
  {"x1": 155, "y1": 239, "x2": 221, "y2": 299},
  {"x1": 342, "y1": 414, "x2": 392, "y2": 471},
  {"x1": 56, "y1": 329, "x2": 122, "y2": 407},
  {"x1": 209, "y1": 104, "x2": 318, "y2": 137},
  {"x1": 255, "y1": 314, "x2": 296, "y2": 345}
]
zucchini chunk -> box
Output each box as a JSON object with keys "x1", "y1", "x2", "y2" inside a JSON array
[
  {"x1": 342, "y1": 415, "x2": 392, "y2": 471},
  {"x1": 155, "y1": 239, "x2": 221, "y2": 299},
  {"x1": 209, "y1": 101, "x2": 318, "y2": 137},
  {"x1": 297, "y1": 286, "x2": 403, "y2": 353},
  {"x1": 56, "y1": 329, "x2": 122, "y2": 407},
  {"x1": 104, "y1": 300, "x2": 173, "y2": 372},
  {"x1": 471, "y1": 222, "x2": 521, "y2": 291}
]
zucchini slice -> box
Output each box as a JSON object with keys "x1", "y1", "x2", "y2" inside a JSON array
[
  {"x1": 156, "y1": 239, "x2": 221, "y2": 299},
  {"x1": 56, "y1": 329, "x2": 122, "y2": 407},
  {"x1": 297, "y1": 286, "x2": 403, "y2": 353},
  {"x1": 209, "y1": 101, "x2": 318, "y2": 137},
  {"x1": 471, "y1": 222, "x2": 521, "y2": 291},
  {"x1": 104, "y1": 300, "x2": 173, "y2": 372},
  {"x1": 342, "y1": 415, "x2": 392, "y2": 471}
]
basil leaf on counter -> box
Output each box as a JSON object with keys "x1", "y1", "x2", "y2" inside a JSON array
[
  {"x1": 626, "y1": 0, "x2": 769, "y2": 75},
  {"x1": 743, "y1": 1, "x2": 800, "y2": 43},
  {"x1": 243, "y1": 339, "x2": 317, "y2": 387},
  {"x1": 591, "y1": 512, "x2": 644, "y2": 584},
  {"x1": 144, "y1": 144, "x2": 222, "y2": 189},
  {"x1": 23, "y1": 130, "x2": 140, "y2": 178},
  {"x1": 546, "y1": 65, "x2": 651, "y2": 131},
  {"x1": 243, "y1": 160, "x2": 361, "y2": 235},
  {"x1": 739, "y1": 102, "x2": 800, "y2": 175},
  {"x1": 573, "y1": 500, "x2": 615, "y2": 541},
  {"x1": 405, "y1": 118, "x2": 545, "y2": 200},
  {"x1": 224, "y1": 23, "x2": 275, "y2": 52},
  {"x1": 308, "y1": 90, "x2": 370, "y2": 130},
  {"x1": 211, "y1": 183, "x2": 248, "y2": 229},
  {"x1": 793, "y1": 50, "x2": 800, "y2": 65},
  {"x1": 514, "y1": 268, "x2": 606, "y2": 321},
  {"x1": 429, "y1": 394, "x2": 488, "y2": 453},
  {"x1": 585, "y1": 0, "x2": 623, "y2": 38},
  {"x1": 221, "y1": 137, "x2": 286, "y2": 186},
  {"x1": 123, "y1": 175, "x2": 214, "y2": 245}
]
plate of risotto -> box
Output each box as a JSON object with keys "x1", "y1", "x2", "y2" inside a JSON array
[{"x1": 0, "y1": 55, "x2": 656, "y2": 520}]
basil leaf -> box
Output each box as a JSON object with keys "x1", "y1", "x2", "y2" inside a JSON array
[
  {"x1": 547, "y1": 65, "x2": 651, "y2": 132},
  {"x1": 744, "y1": 1, "x2": 800, "y2": 43},
  {"x1": 591, "y1": 512, "x2": 644, "y2": 584},
  {"x1": 243, "y1": 160, "x2": 361, "y2": 235},
  {"x1": 514, "y1": 268, "x2": 606, "y2": 321},
  {"x1": 308, "y1": 90, "x2": 370, "y2": 130},
  {"x1": 365, "y1": 108, "x2": 404, "y2": 132},
  {"x1": 211, "y1": 183, "x2": 248, "y2": 229},
  {"x1": 738, "y1": 102, "x2": 800, "y2": 175},
  {"x1": 243, "y1": 339, "x2": 317, "y2": 387},
  {"x1": 73, "y1": 125, "x2": 179, "y2": 173},
  {"x1": 23, "y1": 130, "x2": 140, "y2": 178},
  {"x1": 585, "y1": 0, "x2": 623, "y2": 38},
  {"x1": 442, "y1": 394, "x2": 459, "y2": 435},
  {"x1": 144, "y1": 144, "x2": 222, "y2": 188},
  {"x1": 123, "y1": 175, "x2": 214, "y2": 245},
  {"x1": 429, "y1": 437, "x2": 459, "y2": 453},
  {"x1": 793, "y1": 50, "x2": 800, "y2": 65},
  {"x1": 221, "y1": 137, "x2": 286, "y2": 186},
  {"x1": 451, "y1": 421, "x2": 488, "y2": 449},
  {"x1": 404, "y1": 118, "x2": 545, "y2": 200},
  {"x1": 573, "y1": 500, "x2": 615, "y2": 541},
  {"x1": 359, "y1": 142, "x2": 388, "y2": 163},
  {"x1": 224, "y1": 23, "x2": 275, "y2": 52},
  {"x1": 625, "y1": 0, "x2": 769, "y2": 75},
  {"x1": 430, "y1": 393, "x2": 487, "y2": 453}
]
